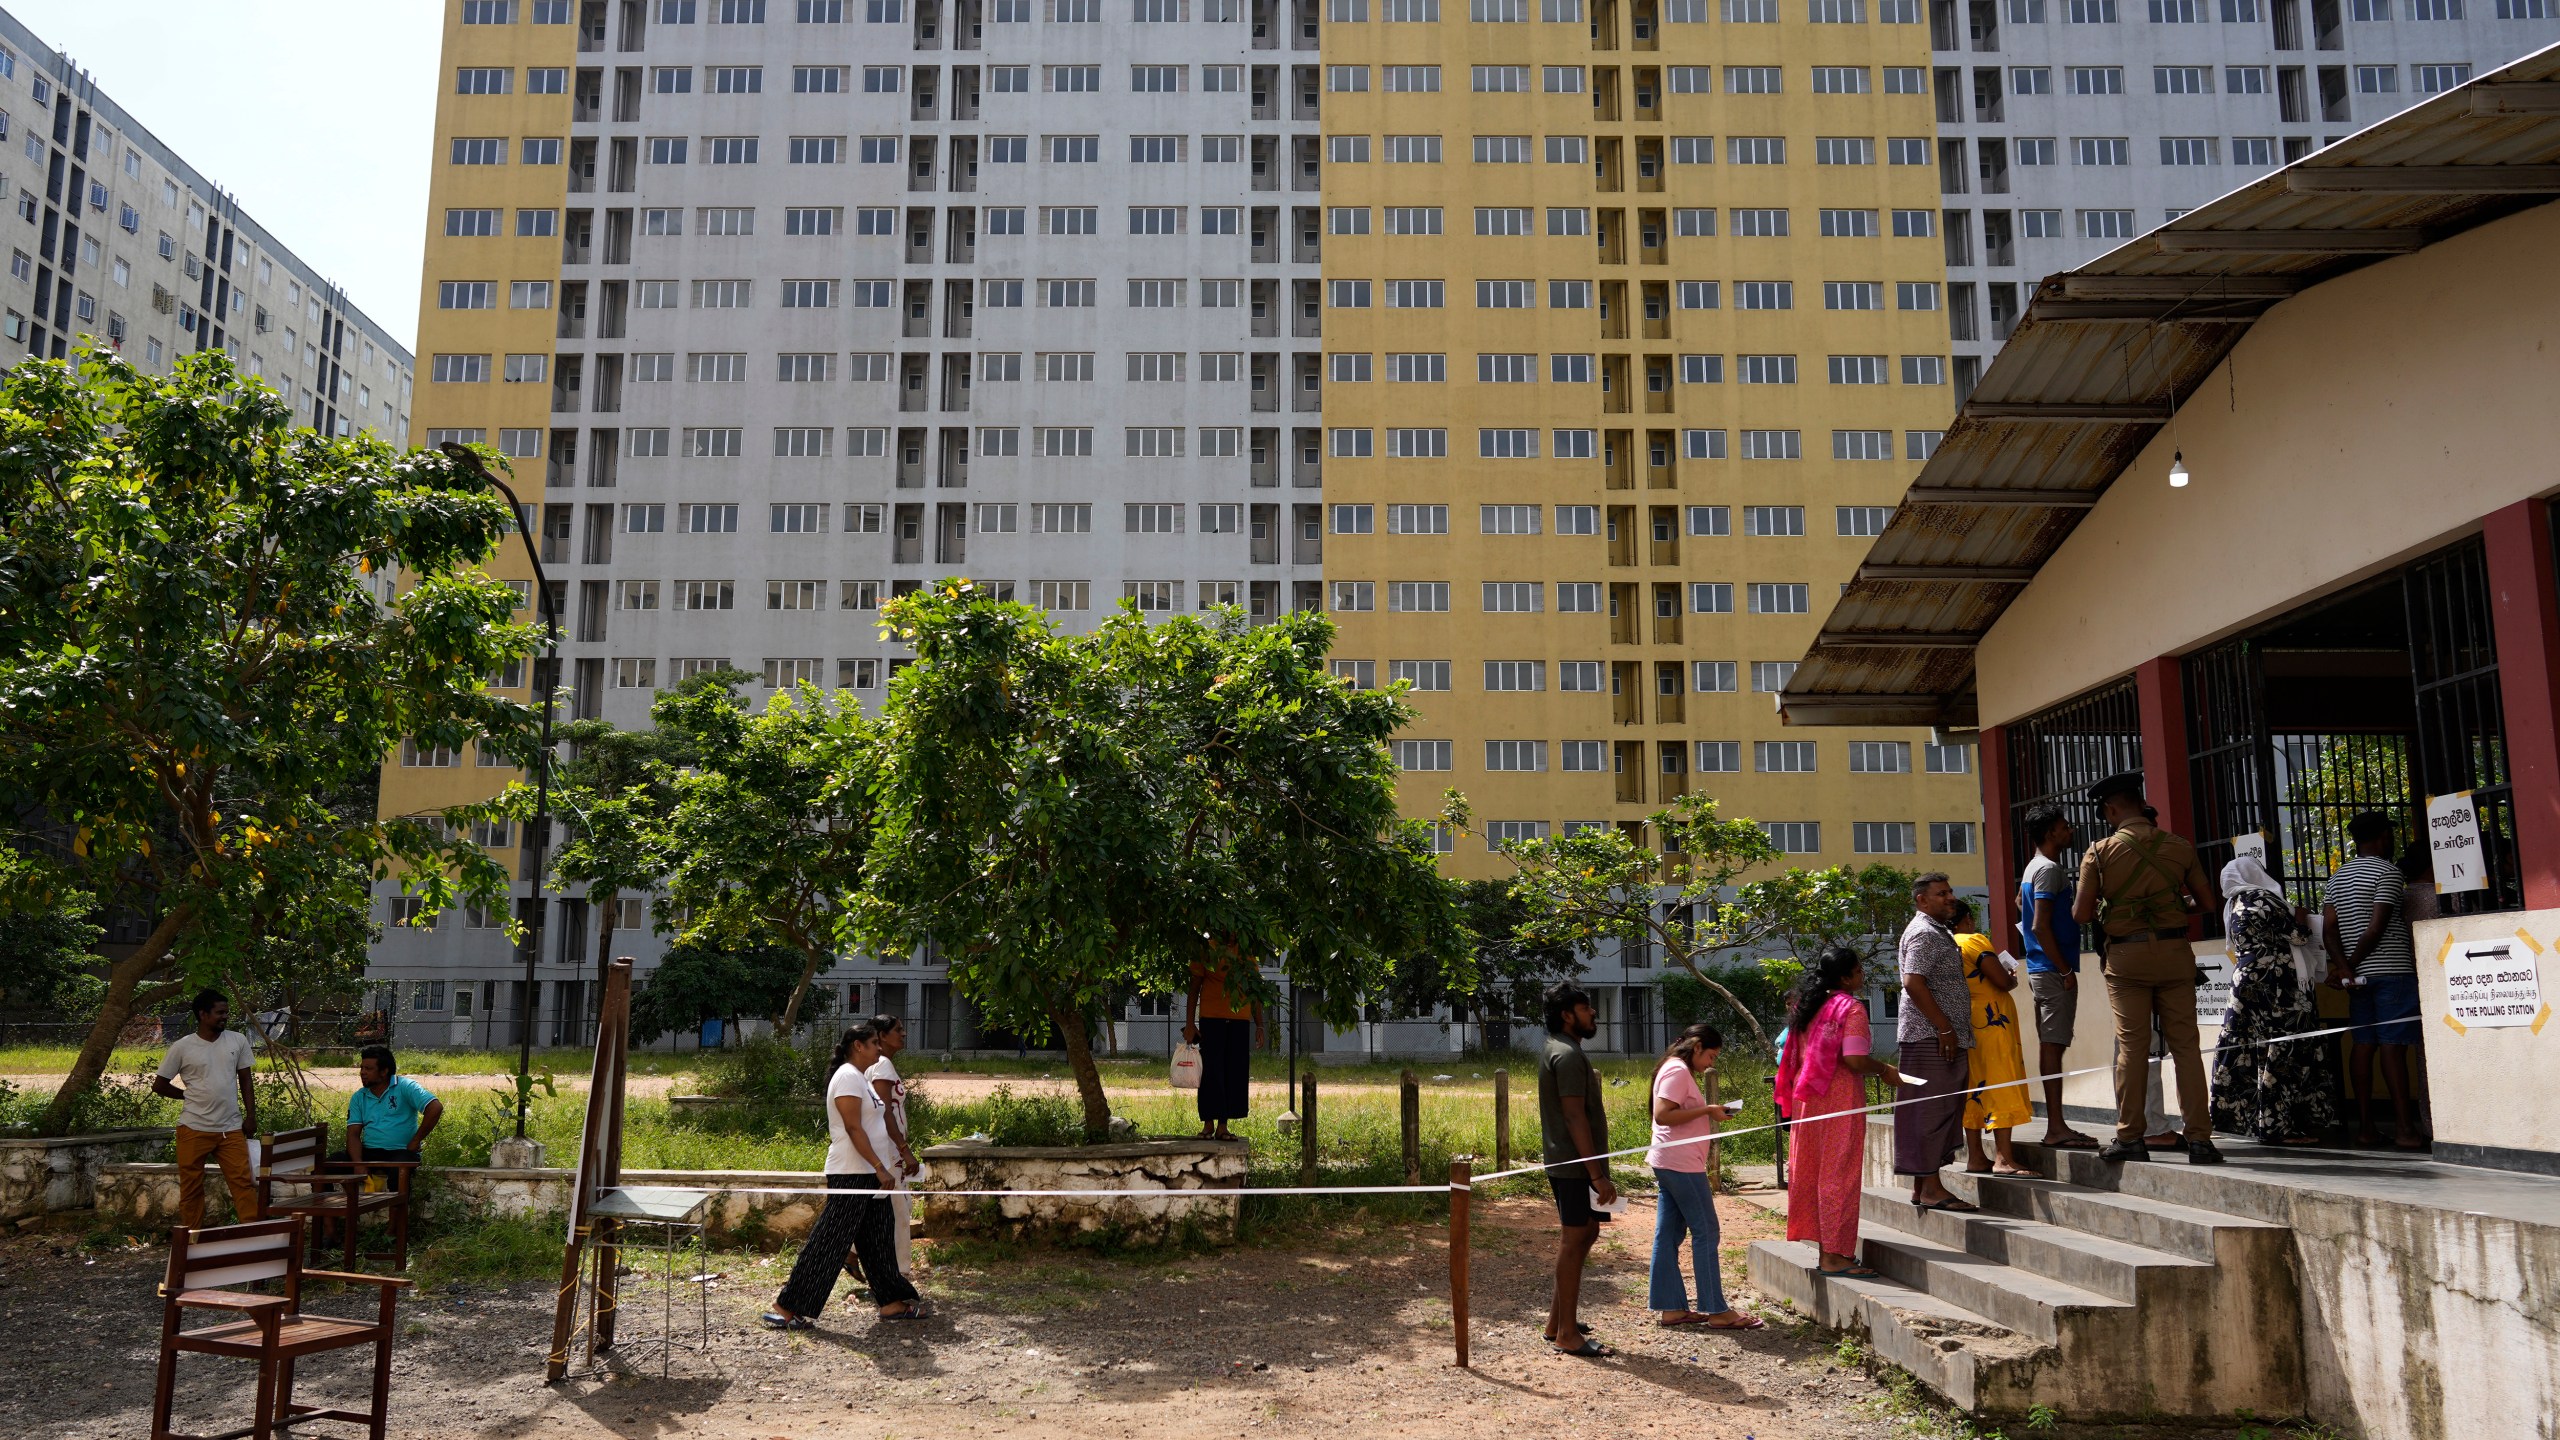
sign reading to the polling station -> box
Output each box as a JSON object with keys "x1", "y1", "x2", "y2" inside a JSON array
[
  {"x1": 2444, "y1": 941, "x2": 2543, "y2": 1028},
  {"x1": 2426, "y1": 792, "x2": 2488, "y2": 895}
]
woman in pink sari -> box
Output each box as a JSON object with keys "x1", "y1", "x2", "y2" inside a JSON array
[{"x1": 1776, "y1": 946, "x2": 1904, "y2": 1277}]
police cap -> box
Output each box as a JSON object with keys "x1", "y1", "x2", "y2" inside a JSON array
[{"x1": 2086, "y1": 771, "x2": 2147, "y2": 805}]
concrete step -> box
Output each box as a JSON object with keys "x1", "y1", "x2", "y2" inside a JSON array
[
  {"x1": 1862, "y1": 1184, "x2": 2212, "y2": 1303},
  {"x1": 1851, "y1": 1212, "x2": 2129, "y2": 1342},
  {"x1": 1747, "y1": 1237, "x2": 2055, "y2": 1415},
  {"x1": 1939, "y1": 1167, "x2": 2287, "y2": 1265}
]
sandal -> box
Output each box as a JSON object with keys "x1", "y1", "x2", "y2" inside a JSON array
[
  {"x1": 1914, "y1": 1198, "x2": 1980, "y2": 1214},
  {"x1": 1991, "y1": 1164, "x2": 2035, "y2": 1177},
  {"x1": 1554, "y1": 1339, "x2": 1618, "y2": 1359},
  {"x1": 761, "y1": 1311, "x2": 812, "y2": 1331},
  {"x1": 879, "y1": 1303, "x2": 929, "y2": 1322},
  {"x1": 2041, "y1": 1133, "x2": 2101, "y2": 1150},
  {"x1": 1657, "y1": 1313, "x2": 1714, "y2": 1327},
  {"x1": 1819, "y1": 1265, "x2": 1883, "y2": 1279},
  {"x1": 1706, "y1": 1312, "x2": 1767, "y2": 1330}
]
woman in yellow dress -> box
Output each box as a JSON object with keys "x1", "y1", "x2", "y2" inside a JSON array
[{"x1": 1951, "y1": 901, "x2": 2034, "y2": 1176}]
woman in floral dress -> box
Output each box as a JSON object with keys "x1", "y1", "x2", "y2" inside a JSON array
[{"x1": 2209, "y1": 856, "x2": 2338, "y2": 1145}]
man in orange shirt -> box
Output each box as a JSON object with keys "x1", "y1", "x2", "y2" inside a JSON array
[{"x1": 1185, "y1": 952, "x2": 1258, "y2": 1142}]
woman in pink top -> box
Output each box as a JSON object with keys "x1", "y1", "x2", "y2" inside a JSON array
[
  {"x1": 1776, "y1": 946, "x2": 1905, "y2": 1278},
  {"x1": 1647, "y1": 1023, "x2": 1763, "y2": 1328}
]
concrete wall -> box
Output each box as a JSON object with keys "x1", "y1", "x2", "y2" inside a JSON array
[
  {"x1": 0, "y1": 1130, "x2": 171, "y2": 1224},
  {"x1": 2414, "y1": 908, "x2": 2560, "y2": 1170},
  {"x1": 917, "y1": 1139, "x2": 1246, "y2": 1244},
  {"x1": 1974, "y1": 197, "x2": 2560, "y2": 729}
]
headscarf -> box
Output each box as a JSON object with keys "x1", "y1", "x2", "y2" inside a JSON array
[
  {"x1": 2219, "y1": 854, "x2": 2286, "y2": 939},
  {"x1": 1775, "y1": 990, "x2": 1867, "y2": 1117}
]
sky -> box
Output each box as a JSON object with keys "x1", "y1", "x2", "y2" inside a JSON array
[{"x1": 14, "y1": 0, "x2": 442, "y2": 351}]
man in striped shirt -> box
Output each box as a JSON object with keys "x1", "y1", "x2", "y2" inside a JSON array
[{"x1": 2324, "y1": 812, "x2": 2426, "y2": 1150}]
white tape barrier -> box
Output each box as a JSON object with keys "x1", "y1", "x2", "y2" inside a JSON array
[{"x1": 594, "y1": 1016, "x2": 2390, "y2": 1202}]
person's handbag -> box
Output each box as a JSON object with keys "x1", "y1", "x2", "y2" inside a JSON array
[{"x1": 1169, "y1": 1044, "x2": 1203, "y2": 1090}]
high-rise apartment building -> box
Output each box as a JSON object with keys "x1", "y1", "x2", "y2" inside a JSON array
[
  {"x1": 0, "y1": 8, "x2": 412, "y2": 435},
  {"x1": 377, "y1": 0, "x2": 2550, "y2": 1054},
  {"x1": 383, "y1": 0, "x2": 1325, "y2": 1047},
  {"x1": 1929, "y1": 0, "x2": 2557, "y2": 388}
]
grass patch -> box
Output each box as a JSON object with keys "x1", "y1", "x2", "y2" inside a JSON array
[{"x1": 404, "y1": 1213, "x2": 570, "y2": 1293}]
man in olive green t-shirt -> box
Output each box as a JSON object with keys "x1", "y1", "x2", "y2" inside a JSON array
[{"x1": 1538, "y1": 983, "x2": 1616, "y2": 1358}]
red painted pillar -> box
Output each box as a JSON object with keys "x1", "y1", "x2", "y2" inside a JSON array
[
  {"x1": 2135, "y1": 656, "x2": 2196, "y2": 839},
  {"x1": 1978, "y1": 723, "x2": 2019, "y2": 944},
  {"x1": 2481, "y1": 497, "x2": 2560, "y2": 910}
]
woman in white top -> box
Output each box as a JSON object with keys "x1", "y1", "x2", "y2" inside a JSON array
[
  {"x1": 865, "y1": 1013, "x2": 921, "y2": 1277},
  {"x1": 763, "y1": 1023, "x2": 925, "y2": 1328}
]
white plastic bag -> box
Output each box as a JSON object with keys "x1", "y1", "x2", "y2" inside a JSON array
[{"x1": 1169, "y1": 1043, "x2": 1203, "y2": 1090}]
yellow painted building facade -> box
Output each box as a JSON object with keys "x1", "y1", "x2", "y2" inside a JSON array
[
  {"x1": 379, "y1": 4, "x2": 576, "y2": 879},
  {"x1": 1317, "y1": 0, "x2": 1984, "y2": 882}
]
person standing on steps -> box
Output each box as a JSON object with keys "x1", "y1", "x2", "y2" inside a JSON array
[
  {"x1": 1894, "y1": 874, "x2": 1980, "y2": 1213},
  {"x1": 1539, "y1": 982, "x2": 1616, "y2": 1357},
  {"x1": 1777, "y1": 947, "x2": 1904, "y2": 1277},
  {"x1": 2073, "y1": 772, "x2": 2224, "y2": 1166},
  {"x1": 1952, "y1": 902, "x2": 2034, "y2": 1178},
  {"x1": 2210, "y1": 855, "x2": 2338, "y2": 1146},
  {"x1": 2017, "y1": 804, "x2": 2101, "y2": 1150},
  {"x1": 2325, "y1": 812, "x2": 2429, "y2": 1150},
  {"x1": 764, "y1": 1023, "x2": 923, "y2": 1330},
  {"x1": 1185, "y1": 950, "x2": 1257, "y2": 1143},
  {"x1": 154, "y1": 989, "x2": 261, "y2": 1230}
]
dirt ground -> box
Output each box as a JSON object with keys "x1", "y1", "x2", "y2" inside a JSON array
[{"x1": 0, "y1": 1195, "x2": 1917, "y2": 1440}]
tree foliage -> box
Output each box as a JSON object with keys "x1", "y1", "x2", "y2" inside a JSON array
[
  {"x1": 627, "y1": 937, "x2": 819, "y2": 1045},
  {"x1": 857, "y1": 583, "x2": 1466, "y2": 1135},
  {"x1": 1737, "y1": 861, "x2": 1922, "y2": 974},
  {"x1": 0, "y1": 351, "x2": 538, "y2": 1131},
  {"x1": 647, "y1": 676, "x2": 879, "y2": 1033}
]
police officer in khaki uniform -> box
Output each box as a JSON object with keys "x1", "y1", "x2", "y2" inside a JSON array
[{"x1": 2071, "y1": 773, "x2": 2225, "y2": 1165}]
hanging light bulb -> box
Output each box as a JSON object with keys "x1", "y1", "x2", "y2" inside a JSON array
[{"x1": 2168, "y1": 450, "x2": 2190, "y2": 488}]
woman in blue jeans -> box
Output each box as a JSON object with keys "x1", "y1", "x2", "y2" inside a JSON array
[{"x1": 1648, "y1": 1023, "x2": 1763, "y2": 1329}]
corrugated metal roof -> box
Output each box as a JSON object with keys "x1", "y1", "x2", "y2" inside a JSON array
[{"x1": 1779, "y1": 42, "x2": 2560, "y2": 730}]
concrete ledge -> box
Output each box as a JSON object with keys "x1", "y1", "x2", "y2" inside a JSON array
[
  {"x1": 0, "y1": 1130, "x2": 172, "y2": 1223},
  {"x1": 916, "y1": 1138, "x2": 1249, "y2": 1244}
]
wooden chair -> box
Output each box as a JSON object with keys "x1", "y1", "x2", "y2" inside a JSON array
[
  {"x1": 256, "y1": 1124, "x2": 416, "y2": 1272},
  {"x1": 150, "y1": 1214, "x2": 411, "y2": 1440}
]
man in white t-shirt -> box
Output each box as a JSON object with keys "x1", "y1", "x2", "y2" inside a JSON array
[
  {"x1": 152, "y1": 989, "x2": 261, "y2": 1229},
  {"x1": 866, "y1": 1013, "x2": 921, "y2": 1275}
]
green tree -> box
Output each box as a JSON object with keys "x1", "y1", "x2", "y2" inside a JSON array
[
  {"x1": 1486, "y1": 793, "x2": 1792, "y2": 1052},
  {"x1": 1737, "y1": 861, "x2": 1922, "y2": 974},
  {"x1": 0, "y1": 351, "x2": 538, "y2": 1133},
  {"x1": 1394, "y1": 877, "x2": 1582, "y2": 1032},
  {"x1": 858, "y1": 583, "x2": 1465, "y2": 1136},
  {"x1": 650, "y1": 676, "x2": 880, "y2": 1035},
  {"x1": 626, "y1": 937, "x2": 817, "y2": 1045},
  {"x1": 0, "y1": 851, "x2": 104, "y2": 1014}
]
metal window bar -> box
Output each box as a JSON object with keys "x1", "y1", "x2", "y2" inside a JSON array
[
  {"x1": 2405, "y1": 537, "x2": 2521, "y2": 915},
  {"x1": 2185, "y1": 637, "x2": 2278, "y2": 938},
  {"x1": 2004, "y1": 677, "x2": 2142, "y2": 952}
]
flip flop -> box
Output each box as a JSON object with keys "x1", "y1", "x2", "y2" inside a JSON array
[
  {"x1": 2042, "y1": 1134, "x2": 2101, "y2": 1150},
  {"x1": 1658, "y1": 1313, "x2": 1716, "y2": 1327},
  {"x1": 1554, "y1": 1339, "x2": 1617, "y2": 1359},
  {"x1": 1914, "y1": 1198, "x2": 1981, "y2": 1214},
  {"x1": 761, "y1": 1311, "x2": 812, "y2": 1331},
  {"x1": 1706, "y1": 1313, "x2": 1767, "y2": 1330},
  {"x1": 879, "y1": 1303, "x2": 929, "y2": 1322},
  {"x1": 1992, "y1": 1164, "x2": 2035, "y2": 1177},
  {"x1": 1820, "y1": 1265, "x2": 1883, "y2": 1280}
]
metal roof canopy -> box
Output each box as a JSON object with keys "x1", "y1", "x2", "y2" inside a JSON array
[{"x1": 1777, "y1": 41, "x2": 2560, "y2": 732}]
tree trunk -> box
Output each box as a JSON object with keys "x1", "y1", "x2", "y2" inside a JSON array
[
  {"x1": 38, "y1": 904, "x2": 192, "y2": 1136},
  {"x1": 1052, "y1": 1001, "x2": 1112, "y2": 1140},
  {"x1": 777, "y1": 934, "x2": 827, "y2": 1035},
  {"x1": 1670, "y1": 957, "x2": 1772, "y2": 1055},
  {"x1": 591, "y1": 889, "x2": 618, "y2": 1049}
]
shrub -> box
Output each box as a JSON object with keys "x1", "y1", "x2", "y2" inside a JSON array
[
  {"x1": 691, "y1": 1033, "x2": 832, "y2": 1104},
  {"x1": 1658, "y1": 958, "x2": 1802, "y2": 1053},
  {"x1": 985, "y1": 1084, "x2": 1085, "y2": 1148}
]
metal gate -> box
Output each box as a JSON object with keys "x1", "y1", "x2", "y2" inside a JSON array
[{"x1": 2405, "y1": 539, "x2": 2521, "y2": 914}]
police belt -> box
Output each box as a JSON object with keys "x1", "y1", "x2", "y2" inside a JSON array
[{"x1": 2104, "y1": 928, "x2": 2190, "y2": 945}]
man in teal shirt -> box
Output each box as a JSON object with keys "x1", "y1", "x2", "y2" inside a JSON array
[{"x1": 343, "y1": 1045, "x2": 442, "y2": 1173}]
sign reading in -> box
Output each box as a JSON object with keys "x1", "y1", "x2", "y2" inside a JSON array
[
  {"x1": 2426, "y1": 791, "x2": 2488, "y2": 895},
  {"x1": 2443, "y1": 941, "x2": 2543, "y2": 1028}
]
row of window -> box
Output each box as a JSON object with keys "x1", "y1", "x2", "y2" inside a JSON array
[
  {"x1": 579, "y1": 500, "x2": 1893, "y2": 541},
  {"x1": 1325, "y1": 278, "x2": 1945, "y2": 310},
  {"x1": 1464, "y1": 818, "x2": 1970, "y2": 856},
  {"x1": 1384, "y1": 735, "x2": 1970, "y2": 772},
  {"x1": 1324, "y1": 63, "x2": 1929, "y2": 94},
  {"x1": 1325, "y1": 133, "x2": 1934, "y2": 166},
  {"x1": 1994, "y1": 0, "x2": 2542, "y2": 20},
  {"x1": 1327, "y1": 581, "x2": 1808, "y2": 613}
]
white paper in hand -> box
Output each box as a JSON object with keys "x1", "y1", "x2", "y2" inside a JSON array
[
  {"x1": 1591, "y1": 1187, "x2": 1630, "y2": 1217},
  {"x1": 1899, "y1": 1074, "x2": 1929, "y2": 1087}
]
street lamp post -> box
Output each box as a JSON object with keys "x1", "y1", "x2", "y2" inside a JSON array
[{"x1": 441, "y1": 444, "x2": 559, "y2": 1147}]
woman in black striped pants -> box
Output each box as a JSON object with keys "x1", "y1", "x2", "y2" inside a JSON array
[{"x1": 763, "y1": 1023, "x2": 924, "y2": 1329}]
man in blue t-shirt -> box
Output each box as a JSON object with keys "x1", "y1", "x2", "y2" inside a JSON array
[
  {"x1": 2017, "y1": 804, "x2": 2098, "y2": 1149},
  {"x1": 343, "y1": 1045, "x2": 443, "y2": 1173}
]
